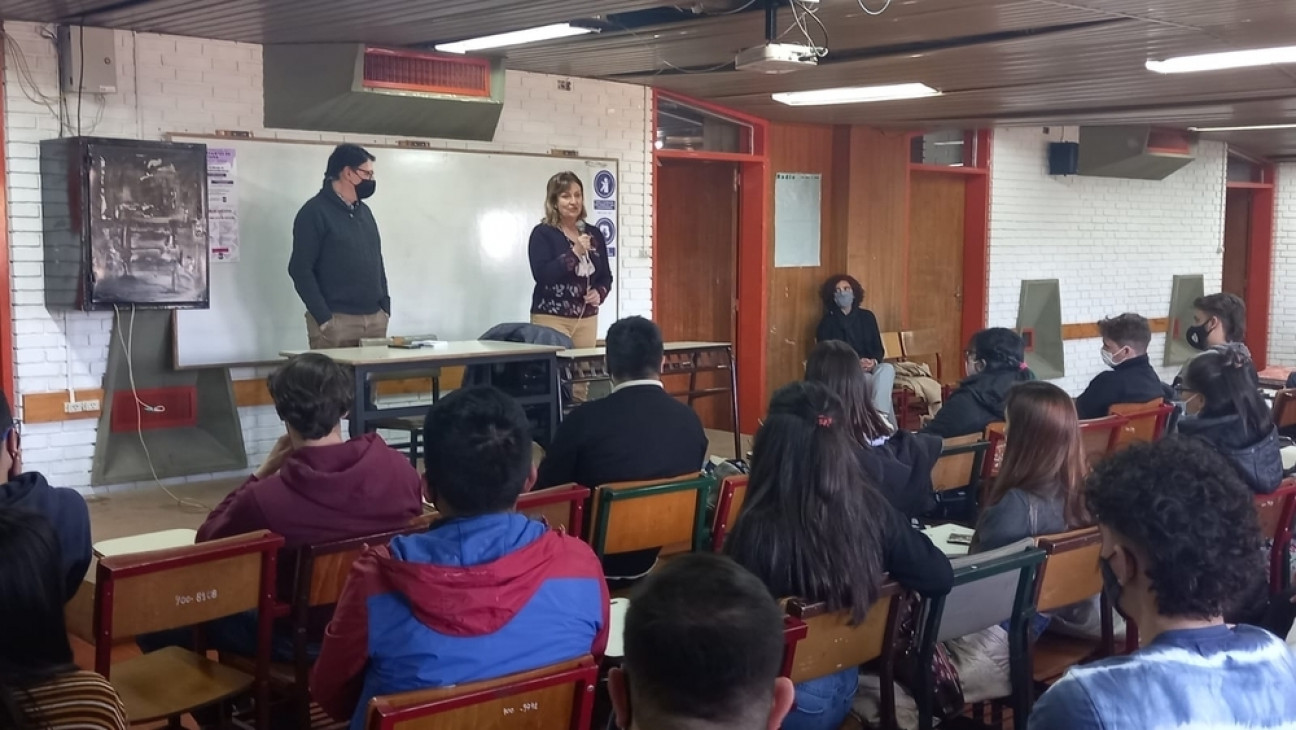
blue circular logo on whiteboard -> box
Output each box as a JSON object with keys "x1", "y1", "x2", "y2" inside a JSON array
[
  {"x1": 596, "y1": 218, "x2": 616, "y2": 244},
  {"x1": 594, "y1": 171, "x2": 616, "y2": 198}
]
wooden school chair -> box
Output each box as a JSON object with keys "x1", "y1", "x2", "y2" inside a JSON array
[
  {"x1": 1108, "y1": 399, "x2": 1174, "y2": 449},
  {"x1": 710, "y1": 474, "x2": 749, "y2": 552},
  {"x1": 784, "y1": 582, "x2": 905, "y2": 730},
  {"x1": 915, "y1": 538, "x2": 1046, "y2": 730},
  {"x1": 980, "y1": 422, "x2": 1007, "y2": 482},
  {"x1": 931, "y1": 434, "x2": 990, "y2": 494},
  {"x1": 364, "y1": 656, "x2": 598, "y2": 730},
  {"x1": 1077, "y1": 415, "x2": 1127, "y2": 470},
  {"x1": 1273, "y1": 389, "x2": 1296, "y2": 432},
  {"x1": 517, "y1": 483, "x2": 591, "y2": 537},
  {"x1": 882, "y1": 331, "x2": 904, "y2": 363},
  {"x1": 586, "y1": 474, "x2": 713, "y2": 561},
  {"x1": 1029, "y1": 528, "x2": 1113, "y2": 689},
  {"x1": 87, "y1": 530, "x2": 284, "y2": 729},
  {"x1": 222, "y1": 526, "x2": 423, "y2": 729},
  {"x1": 900, "y1": 329, "x2": 946, "y2": 382},
  {"x1": 1255, "y1": 480, "x2": 1296, "y2": 595}
]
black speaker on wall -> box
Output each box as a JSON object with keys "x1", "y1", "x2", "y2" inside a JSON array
[{"x1": 1048, "y1": 141, "x2": 1080, "y2": 176}]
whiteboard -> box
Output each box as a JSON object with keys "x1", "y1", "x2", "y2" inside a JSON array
[{"x1": 171, "y1": 136, "x2": 618, "y2": 368}]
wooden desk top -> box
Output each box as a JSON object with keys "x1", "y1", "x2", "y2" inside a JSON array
[
  {"x1": 281, "y1": 341, "x2": 563, "y2": 365},
  {"x1": 558, "y1": 341, "x2": 732, "y2": 359}
]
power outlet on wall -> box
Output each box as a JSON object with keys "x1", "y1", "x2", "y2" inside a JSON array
[{"x1": 63, "y1": 399, "x2": 101, "y2": 414}]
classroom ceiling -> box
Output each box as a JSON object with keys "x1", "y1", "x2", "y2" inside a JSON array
[{"x1": 5, "y1": 0, "x2": 1296, "y2": 158}]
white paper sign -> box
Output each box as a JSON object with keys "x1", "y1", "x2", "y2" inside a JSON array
[
  {"x1": 774, "y1": 172, "x2": 821, "y2": 268},
  {"x1": 207, "y1": 148, "x2": 239, "y2": 262}
]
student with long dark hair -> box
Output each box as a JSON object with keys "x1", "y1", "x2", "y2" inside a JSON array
[
  {"x1": 0, "y1": 510, "x2": 126, "y2": 730},
  {"x1": 923, "y1": 328, "x2": 1035, "y2": 439},
  {"x1": 816, "y1": 274, "x2": 896, "y2": 417},
  {"x1": 1178, "y1": 344, "x2": 1282, "y2": 494},
  {"x1": 806, "y1": 340, "x2": 942, "y2": 519},
  {"x1": 725, "y1": 382, "x2": 952, "y2": 730}
]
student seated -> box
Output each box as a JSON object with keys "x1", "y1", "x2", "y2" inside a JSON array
[
  {"x1": 1174, "y1": 292, "x2": 1247, "y2": 387},
  {"x1": 609, "y1": 553, "x2": 795, "y2": 730},
  {"x1": 923, "y1": 328, "x2": 1034, "y2": 439},
  {"x1": 1177, "y1": 344, "x2": 1282, "y2": 494},
  {"x1": 815, "y1": 274, "x2": 897, "y2": 417},
  {"x1": 536, "y1": 315, "x2": 707, "y2": 583},
  {"x1": 806, "y1": 340, "x2": 941, "y2": 519},
  {"x1": 949, "y1": 382, "x2": 1093, "y2": 701},
  {"x1": 140, "y1": 353, "x2": 423, "y2": 665},
  {"x1": 0, "y1": 510, "x2": 127, "y2": 730},
  {"x1": 725, "y1": 382, "x2": 952, "y2": 730},
  {"x1": 311, "y1": 386, "x2": 608, "y2": 730},
  {"x1": 1074, "y1": 313, "x2": 1172, "y2": 420},
  {"x1": 1028, "y1": 437, "x2": 1296, "y2": 729},
  {"x1": 0, "y1": 392, "x2": 90, "y2": 601}
]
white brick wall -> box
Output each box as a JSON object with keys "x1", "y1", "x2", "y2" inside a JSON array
[
  {"x1": 1269, "y1": 164, "x2": 1296, "y2": 367},
  {"x1": 3, "y1": 22, "x2": 652, "y2": 492},
  {"x1": 988, "y1": 126, "x2": 1226, "y2": 394}
]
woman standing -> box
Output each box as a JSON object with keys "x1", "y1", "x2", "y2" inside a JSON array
[
  {"x1": 528, "y1": 172, "x2": 613, "y2": 402},
  {"x1": 0, "y1": 510, "x2": 127, "y2": 730},
  {"x1": 816, "y1": 275, "x2": 896, "y2": 417}
]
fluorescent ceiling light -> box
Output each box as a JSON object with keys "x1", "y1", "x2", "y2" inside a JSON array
[
  {"x1": 1147, "y1": 45, "x2": 1296, "y2": 74},
  {"x1": 435, "y1": 23, "x2": 593, "y2": 54},
  {"x1": 1188, "y1": 123, "x2": 1296, "y2": 132},
  {"x1": 773, "y1": 83, "x2": 939, "y2": 107}
]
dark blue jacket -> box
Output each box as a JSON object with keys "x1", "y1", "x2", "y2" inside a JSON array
[{"x1": 0, "y1": 472, "x2": 91, "y2": 601}]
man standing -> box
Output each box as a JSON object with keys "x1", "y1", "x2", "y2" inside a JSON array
[{"x1": 289, "y1": 144, "x2": 390, "y2": 349}]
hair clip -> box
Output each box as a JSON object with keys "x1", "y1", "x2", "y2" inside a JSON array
[{"x1": 816, "y1": 414, "x2": 833, "y2": 428}]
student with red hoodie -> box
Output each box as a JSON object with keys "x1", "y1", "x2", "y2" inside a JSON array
[
  {"x1": 312, "y1": 386, "x2": 608, "y2": 730},
  {"x1": 138, "y1": 353, "x2": 422, "y2": 664}
]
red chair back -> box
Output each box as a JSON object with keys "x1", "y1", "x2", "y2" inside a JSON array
[
  {"x1": 711, "y1": 475, "x2": 749, "y2": 552},
  {"x1": 981, "y1": 423, "x2": 1007, "y2": 480},
  {"x1": 517, "y1": 484, "x2": 591, "y2": 538},
  {"x1": 1077, "y1": 415, "x2": 1127, "y2": 470},
  {"x1": 1255, "y1": 479, "x2": 1296, "y2": 595}
]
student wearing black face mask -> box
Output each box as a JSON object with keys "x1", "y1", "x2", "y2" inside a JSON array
[
  {"x1": 1173, "y1": 292, "x2": 1247, "y2": 388},
  {"x1": 289, "y1": 144, "x2": 391, "y2": 349}
]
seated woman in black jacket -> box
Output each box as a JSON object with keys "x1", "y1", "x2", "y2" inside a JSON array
[
  {"x1": 806, "y1": 340, "x2": 942, "y2": 519},
  {"x1": 816, "y1": 274, "x2": 896, "y2": 418},
  {"x1": 725, "y1": 382, "x2": 953, "y2": 730},
  {"x1": 923, "y1": 328, "x2": 1035, "y2": 439},
  {"x1": 1178, "y1": 344, "x2": 1282, "y2": 494}
]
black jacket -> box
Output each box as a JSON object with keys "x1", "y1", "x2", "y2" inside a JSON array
[
  {"x1": 816, "y1": 308, "x2": 885, "y2": 362},
  {"x1": 528, "y1": 224, "x2": 614, "y2": 319},
  {"x1": 1178, "y1": 414, "x2": 1284, "y2": 494},
  {"x1": 922, "y1": 366, "x2": 1036, "y2": 439},
  {"x1": 857, "y1": 430, "x2": 944, "y2": 519},
  {"x1": 289, "y1": 185, "x2": 389, "y2": 324},
  {"x1": 1075, "y1": 354, "x2": 1173, "y2": 420},
  {"x1": 0, "y1": 472, "x2": 91, "y2": 601}
]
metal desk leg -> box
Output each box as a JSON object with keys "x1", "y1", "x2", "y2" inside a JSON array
[
  {"x1": 727, "y1": 346, "x2": 741, "y2": 459},
  {"x1": 686, "y1": 353, "x2": 699, "y2": 407},
  {"x1": 350, "y1": 365, "x2": 369, "y2": 439},
  {"x1": 548, "y1": 353, "x2": 561, "y2": 439}
]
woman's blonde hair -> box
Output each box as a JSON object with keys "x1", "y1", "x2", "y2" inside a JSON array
[{"x1": 542, "y1": 171, "x2": 587, "y2": 228}]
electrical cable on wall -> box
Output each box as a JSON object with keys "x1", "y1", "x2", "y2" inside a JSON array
[{"x1": 857, "y1": 0, "x2": 893, "y2": 16}]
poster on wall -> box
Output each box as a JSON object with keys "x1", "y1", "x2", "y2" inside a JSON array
[
  {"x1": 591, "y1": 167, "x2": 618, "y2": 258},
  {"x1": 207, "y1": 148, "x2": 240, "y2": 262},
  {"x1": 774, "y1": 172, "x2": 821, "y2": 268}
]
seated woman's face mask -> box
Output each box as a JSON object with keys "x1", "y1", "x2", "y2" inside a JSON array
[{"x1": 833, "y1": 290, "x2": 854, "y2": 309}]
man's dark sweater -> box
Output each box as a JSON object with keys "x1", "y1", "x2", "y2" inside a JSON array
[
  {"x1": 816, "y1": 307, "x2": 885, "y2": 361},
  {"x1": 0, "y1": 472, "x2": 90, "y2": 601},
  {"x1": 1075, "y1": 354, "x2": 1172, "y2": 420},
  {"x1": 289, "y1": 185, "x2": 390, "y2": 324}
]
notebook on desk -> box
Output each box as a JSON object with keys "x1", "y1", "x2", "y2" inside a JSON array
[{"x1": 93, "y1": 528, "x2": 198, "y2": 558}]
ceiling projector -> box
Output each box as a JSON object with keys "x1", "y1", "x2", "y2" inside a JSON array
[{"x1": 735, "y1": 43, "x2": 818, "y2": 74}]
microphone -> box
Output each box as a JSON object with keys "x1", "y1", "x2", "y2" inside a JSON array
[{"x1": 576, "y1": 220, "x2": 587, "y2": 235}]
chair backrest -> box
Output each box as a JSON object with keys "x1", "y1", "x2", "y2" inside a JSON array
[
  {"x1": 1108, "y1": 399, "x2": 1174, "y2": 447},
  {"x1": 1255, "y1": 480, "x2": 1296, "y2": 594},
  {"x1": 901, "y1": 329, "x2": 944, "y2": 380},
  {"x1": 1033, "y1": 528, "x2": 1103, "y2": 613},
  {"x1": 298, "y1": 527, "x2": 423, "y2": 611},
  {"x1": 588, "y1": 474, "x2": 712, "y2": 558},
  {"x1": 1077, "y1": 415, "x2": 1127, "y2": 469},
  {"x1": 365, "y1": 657, "x2": 598, "y2": 730},
  {"x1": 783, "y1": 582, "x2": 902, "y2": 685},
  {"x1": 931, "y1": 434, "x2": 989, "y2": 492},
  {"x1": 1274, "y1": 389, "x2": 1296, "y2": 431},
  {"x1": 711, "y1": 475, "x2": 749, "y2": 552},
  {"x1": 930, "y1": 538, "x2": 1044, "y2": 643},
  {"x1": 981, "y1": 422, "x2": 1007, "y2": 480},
  {"x1": 91, "y1": 530, "x2": 284, "y2": 677},
  {"x1": 517, "y1": 483, "x2": 592, "y2": 538},
  {"x1": 882, "y1": 331, "x2": 903, "y2": 361}
]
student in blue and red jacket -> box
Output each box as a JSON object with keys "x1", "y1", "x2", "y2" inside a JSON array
[{"x1": 312, "y1": 386, "x2": 608, "y2": 730}]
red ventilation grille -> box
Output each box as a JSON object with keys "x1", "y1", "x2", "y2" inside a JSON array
[
  {"x1": 111, "y1": 386, "x2": 198, "y2": 433},
  {"x1": 363, "y1": 47, "x2": 491, "y2": 97},
  {"x1": 1147, "y1": 128, "x2": 1192, "y2": 155}
]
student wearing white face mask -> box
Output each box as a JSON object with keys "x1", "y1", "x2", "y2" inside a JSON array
[{"x1": 1074, "y1": 313, "x2": 1173, "y2": 420}]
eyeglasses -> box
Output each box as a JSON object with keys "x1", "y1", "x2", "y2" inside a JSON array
[{"x1": 352, "y1": 168, "x2": 375, "y2": 180}]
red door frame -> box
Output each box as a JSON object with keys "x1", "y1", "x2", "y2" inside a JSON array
[
  {"x1": 1225, "y1": 158, "x2": 1276, "y2": 370},
  {"x1": 651, "y1": 90, "x2": 769, "y2": 435},
  {"x1": 0, "y1": 30, "x2": 15, "y2": 405}
]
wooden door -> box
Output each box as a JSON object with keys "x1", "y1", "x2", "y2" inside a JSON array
[
  {"x1": 656, "y1": 160, "x2": 738, "y2": 430},
  {"x1": 907, "y1": 171, "x2": 966, "y2": 382},
  {"x1": 1222, "y1": 187, "x2": 1252, "y2": 300}
]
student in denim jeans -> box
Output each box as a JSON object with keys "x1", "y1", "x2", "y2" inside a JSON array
[{"x1": 725, "y1": 382, "x2": 953, "y2": 730}]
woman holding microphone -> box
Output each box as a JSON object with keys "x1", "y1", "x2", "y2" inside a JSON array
[{"x1": 528, "y1": 171, "x2": 613, "y2": 402}]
